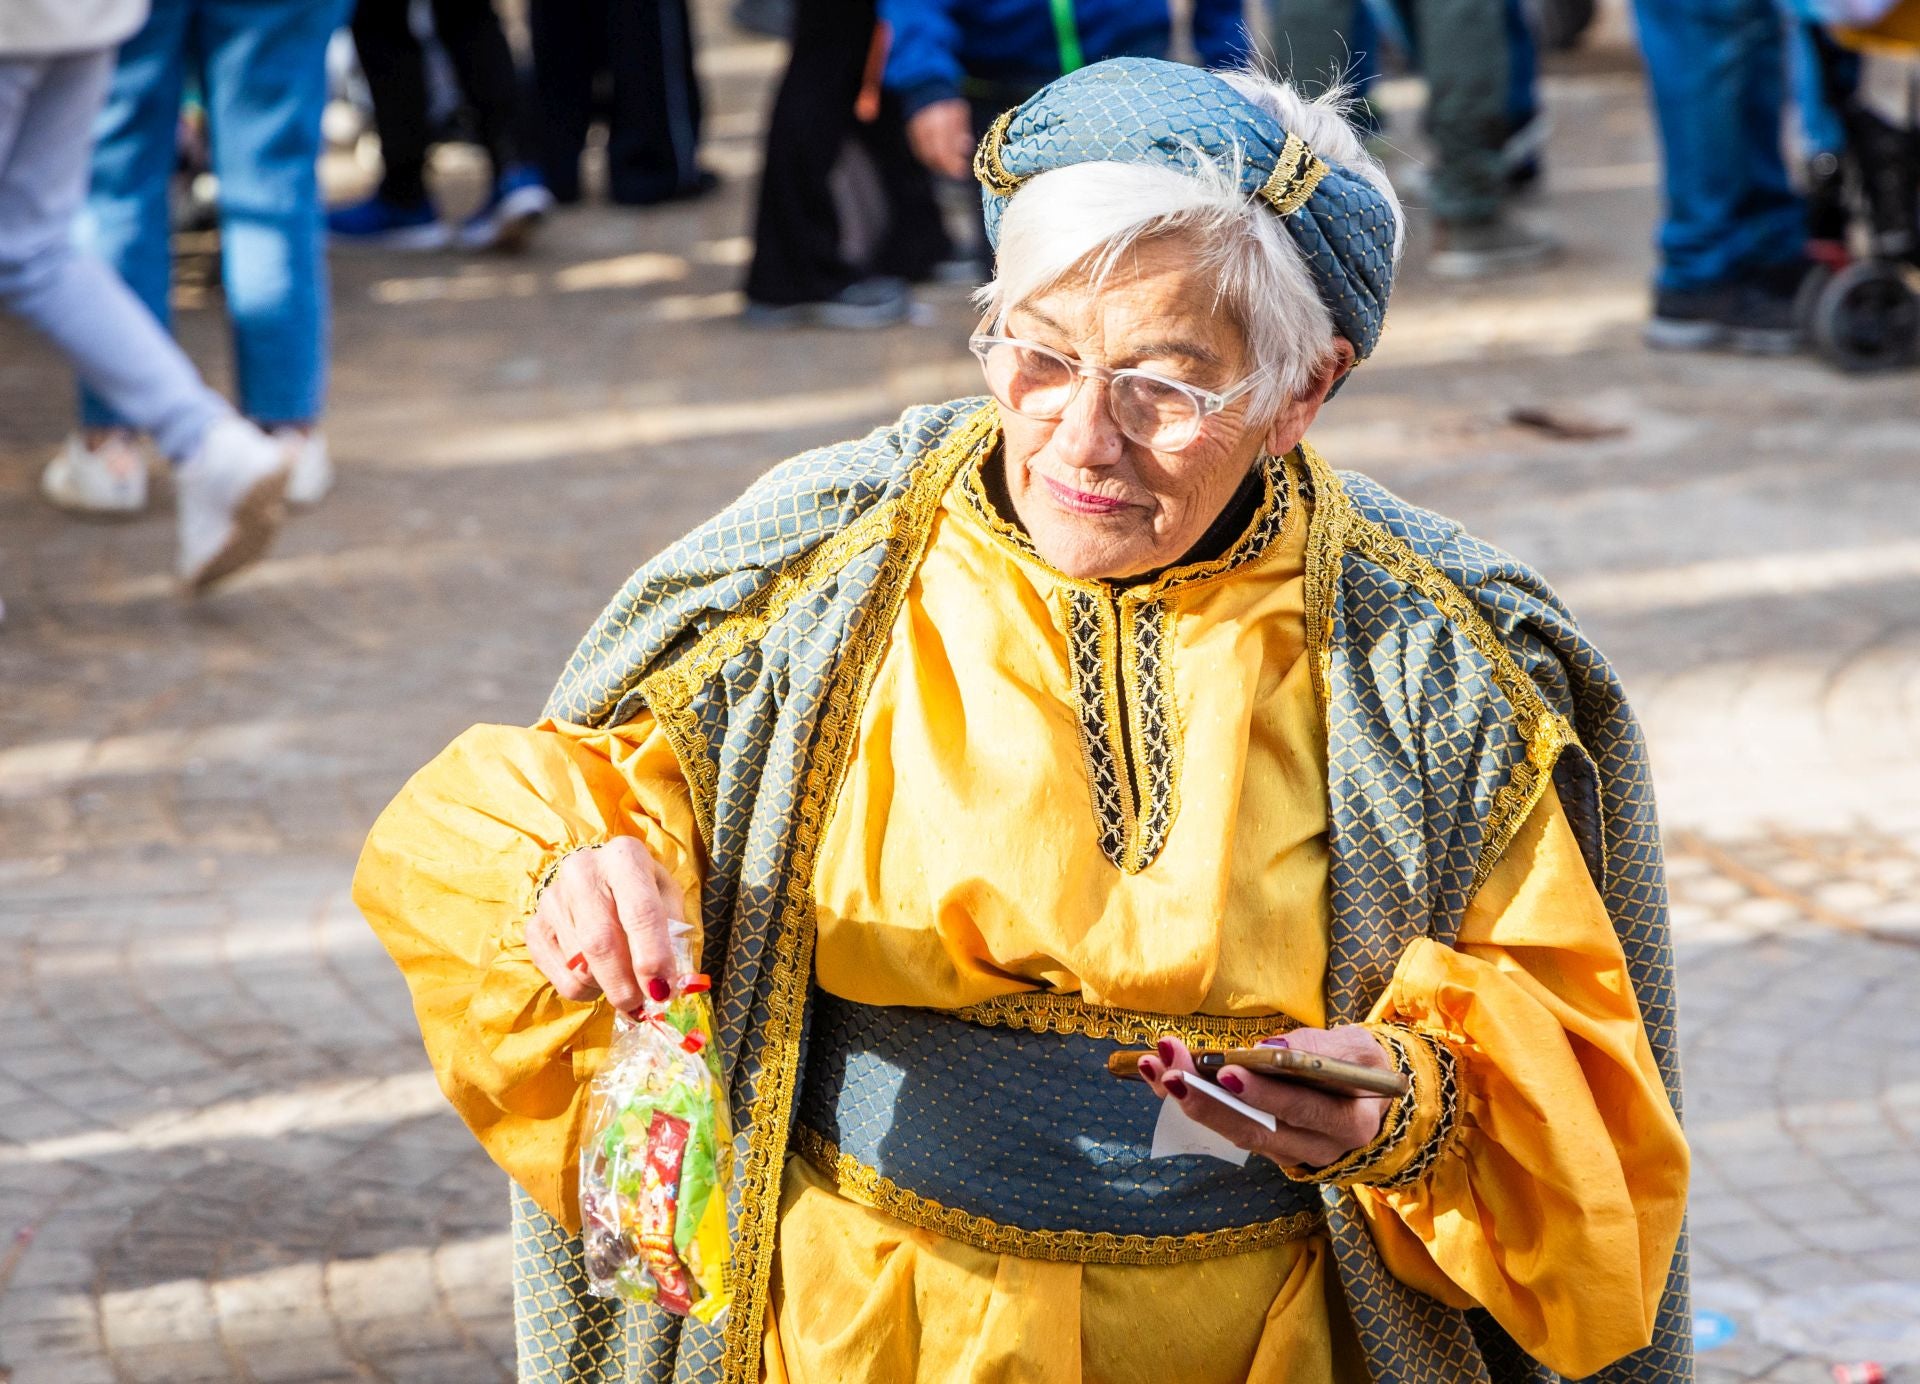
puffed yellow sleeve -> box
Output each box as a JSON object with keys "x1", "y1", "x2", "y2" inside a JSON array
[
  {"x1": 351, "y1": 716, "x2": 703, "y2": 1230},
  {"x1": 1334, "y1": 782, "x2": 1688, "y2": 1379}
]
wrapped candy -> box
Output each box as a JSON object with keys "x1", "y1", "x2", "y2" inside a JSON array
[{"x1": 580, "y1": 920, "x2": 732, "y2": 1323}]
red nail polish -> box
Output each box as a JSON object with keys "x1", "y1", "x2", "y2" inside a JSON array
[
  {"x1": 647, "y1": 977, "x2": 672, "y2": 1002},
  {"x1": 1156, "y1": 1038, "x2": 1179, "y2": 1065},
  {"x1": 1138, "y1": 1056, "x2": 1160, "y2": 1081},
  {"x1": 1218, "y1": 1071, "x2": 1245, "y2": 1095},
  {"x1": 1258, "y1": 1035, "x2": 1290, "y2": 1048},
  {"x1": 566, "y1": 953, "x2": 587, "y2": 972},
  {"x1": 1164, "y1": 1073, "x2": 1188, "y2": 1098}
]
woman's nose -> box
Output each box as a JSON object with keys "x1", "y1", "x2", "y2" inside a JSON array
[{"x1": 1051, "y1": 377, "x2": 1125, "y2": 470}]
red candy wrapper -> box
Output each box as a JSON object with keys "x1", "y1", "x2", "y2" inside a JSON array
[
  {"x1": 637, "y1": 1111, "x2": 694, "y2": 1314},
  {"x1": 580, "y1": 919, "x2": 732, "y2": 1322}
]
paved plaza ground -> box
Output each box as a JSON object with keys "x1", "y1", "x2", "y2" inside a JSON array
[{"x1": 3, "y1": 16, "x2": 1919, "y2": 1384}]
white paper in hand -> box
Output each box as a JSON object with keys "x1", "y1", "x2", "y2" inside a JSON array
[{"x1": 1148, "y1": 1077, "x2": 1278, "y2": 1166}]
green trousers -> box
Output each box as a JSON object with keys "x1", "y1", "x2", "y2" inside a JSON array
[{"x1": 1262, "y1": 0, "x2": 1509, "y2": 223}]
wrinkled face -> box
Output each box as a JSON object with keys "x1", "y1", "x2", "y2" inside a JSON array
[{"x1": 997, "y1": 237, "x2": 1274, "y2": 581}]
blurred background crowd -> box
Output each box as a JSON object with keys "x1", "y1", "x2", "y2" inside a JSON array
[{"x1": 2, "y1": 0, "x2": 1918, "y2": 591}]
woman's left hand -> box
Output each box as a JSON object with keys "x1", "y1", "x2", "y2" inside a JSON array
[{"x1": 1137, "y1": 1028, "x2": 1393, "y2": 1169}]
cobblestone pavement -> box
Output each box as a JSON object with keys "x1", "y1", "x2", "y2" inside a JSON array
[{"x1": 3, "y1": 16, "x2": 1919, "y2": 1384}]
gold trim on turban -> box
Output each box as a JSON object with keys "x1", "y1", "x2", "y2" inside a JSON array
[{"x1": 1259, "y1": 132, "x2": 1332, "y2": 215}]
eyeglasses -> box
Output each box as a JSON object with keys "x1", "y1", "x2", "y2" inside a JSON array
[{"x1": 968, "y1": 334, "x2": 1268, "y2": 452}]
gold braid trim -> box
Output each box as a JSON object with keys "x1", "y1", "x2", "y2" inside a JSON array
[
  {"x1": 1258, "y1": 133, "x2": 1332, "y2": 216},
  {"x1": 639, "y1": 485, "x2": 918, "y2": 843},
  {"x1": 1119, "y1": 594, "x2": 1180, "y2": 872},
  {"x1": 1296, "y1": 446, "x2": 1342, "y2": 717},
  {"x1": 1474, "y1": 712, "x2": 1579, "y2": 893},
  {"x1": 1142, "y1": 455, "x2": 1292, "y2": 598},
  {"x1": 972, "y1": 107, "x2": 1023, "y2": 198},
  {"x1": 952, "y1": 990, "x2": 1295, "y2": 1047},
  {"x1": 1294, "y1": 443, "x2": 1581, "y2": 895},
  {"x1": 1092, "y1": 591, "x2": 1138, "y2": 856},
  {"x1": 1374, "y1": 1029, "x2": 1464, "y2": 1189},
  {"x1": 793, "y1": 1126, "x2": 1325, "y2": 1265},
  {"x1": 954, "y1": 449, "x2": 1040, "y2": 559},
  {"x1": 1063, "y1": 588, "x2": 1132, "y2": 870},
  {"x1": 651, "y1": 701, "x2": 720, "y2": 850},
  {"x1": 716, "y1": 405, "x2": 999, "y2": 1384}
]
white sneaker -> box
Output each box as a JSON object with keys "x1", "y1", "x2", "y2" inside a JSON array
[
  {"x1": 174, "y1": 415, "x2": 293, "y2": 592},
  {"x1": 277, "y1": 427, "x2": 335, "y2": 505},
  {"x1": 40, "y1": 432, "x2": 150, "y2": 515}
]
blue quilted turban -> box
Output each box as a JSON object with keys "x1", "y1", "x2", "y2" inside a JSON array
[{"x1": 974, "y1": 57, "x2": 1397, "y2": 360}]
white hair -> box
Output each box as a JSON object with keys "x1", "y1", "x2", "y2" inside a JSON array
[{"x1": 973, "y1": 69, "x2": 1404, "y2": 419}]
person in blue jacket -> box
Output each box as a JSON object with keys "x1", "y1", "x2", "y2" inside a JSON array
[{"x1": 883, "y1": 0, "x2": 1250, "y2": 263}]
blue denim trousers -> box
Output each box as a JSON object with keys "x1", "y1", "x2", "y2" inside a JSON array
[
  {"x1": 1631, "y1": 0, "x2": 1807, "y2": 291},
  {"x1": 0, "y1": 50, "x2": 228, "y2": 462},
  {"x1": 81, "y1": 0, "x2": 341, "y2": 430}
]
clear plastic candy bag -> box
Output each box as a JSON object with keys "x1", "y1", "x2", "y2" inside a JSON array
[{"x1": 579, "y1": 920, "x2": 732, "y2": 1323}]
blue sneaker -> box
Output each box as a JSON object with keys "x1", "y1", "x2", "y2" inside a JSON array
[
  {"x1": 326, "y1": 195, "x2": 449, "y2": 250},
  {"x1": 457, "y1": 165, "x2": 555, "y2": 252}
]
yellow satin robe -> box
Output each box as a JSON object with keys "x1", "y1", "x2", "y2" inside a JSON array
[{"x1": 354, "y1": 464, "x2": 1687, "y2": 1384}]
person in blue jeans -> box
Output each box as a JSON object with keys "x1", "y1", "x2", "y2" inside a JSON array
[
  {"x1": 1632, "y1": 0, "x2": 1809, "y2": 353},
  {"x1": 46, "y1": 0, "x2": 343, "y2": 516},
  {"x1": 5, "y1": 0, "x2": 298, "y2": 592}
]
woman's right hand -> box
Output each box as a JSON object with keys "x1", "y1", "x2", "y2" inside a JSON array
[{"x1": 524, "y1": 837, "x2": 687, "y2": 1014}]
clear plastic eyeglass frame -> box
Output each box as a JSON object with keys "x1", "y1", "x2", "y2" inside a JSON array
[{"x1": 968, "y1": 333, "x2": 1270, "y2": 452}]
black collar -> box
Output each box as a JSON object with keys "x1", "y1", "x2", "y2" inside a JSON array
[{"x1": 982, "y1": 451, "x2": 1268, "y2": 586}]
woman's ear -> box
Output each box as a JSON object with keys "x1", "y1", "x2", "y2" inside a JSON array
[{"x1": 1264, "y1": 338, "x2": 1357, "y2": 456}]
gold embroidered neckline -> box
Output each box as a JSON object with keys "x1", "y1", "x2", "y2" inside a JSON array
[
  {"x1": 947, "y1": 446, "x2": 1305, "y2": 876},
  {"x1": 953, "y1": 444, "x2": 1299, "y2": 601}
]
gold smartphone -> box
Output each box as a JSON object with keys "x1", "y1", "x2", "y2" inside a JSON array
[{"x1": 1107, "y1": 1046, "x2": 1409, "y2": 1098}]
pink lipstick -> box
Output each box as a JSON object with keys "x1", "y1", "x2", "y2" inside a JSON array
[{"x1": 1044, "y1": 476, "x2": 1128, "y2": 514}]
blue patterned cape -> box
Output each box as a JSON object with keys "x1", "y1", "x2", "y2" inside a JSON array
[{"x1": 515, "y1": 400, "x2": 1689, "y2": 1384}]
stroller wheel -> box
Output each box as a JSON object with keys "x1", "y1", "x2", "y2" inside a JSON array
[
  {"x1": 1810, "y1": 261, "x2": 1920, "y2": 373},
  {"x1": 1793, "y1": 261, "x2": 1835, "y2": 337}
]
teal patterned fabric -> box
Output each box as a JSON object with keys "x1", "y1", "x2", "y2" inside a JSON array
[
  {"x1": 798, "y1": 993, "x2": 1324, "y2": 1240},
  {"x1": 512, "y1": 1180, "x2": 676, "y2": 1383},
  {"x1": 533, "y1": 400, "x2": 981, "y2": 1384},
  {"x1": 977, "y1": 57, "x2": 1398, "y2": 359},
  {"x1": 1313, "y1": 467, "x2": 1691, "y2": 1384},
  {"x1": 501, "y1": 401, "x2": 1687, "y2": 1384}
]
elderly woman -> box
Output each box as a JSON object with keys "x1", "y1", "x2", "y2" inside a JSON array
[{"x1": 355, "y1": 58, "x2": 1689, "y2": 1384}]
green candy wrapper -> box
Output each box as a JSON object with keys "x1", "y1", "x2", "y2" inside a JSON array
[{"x1": 579, "y1": 922, "x2": 732, "y2": 1323}]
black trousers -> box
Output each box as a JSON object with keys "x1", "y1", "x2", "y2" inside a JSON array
[
  {"x1": 743, "y1": 0, "x2": 950, "y2": 305},
  {"x1": 351, "y1": 0, "x2": 525, "y2": 205},
  {"x1": 529, "y1": 0, "x2": 704, "y2": 204}
]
